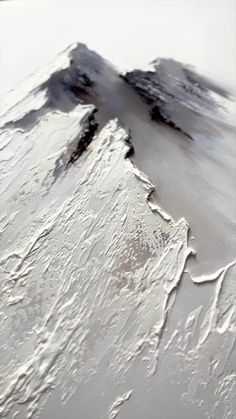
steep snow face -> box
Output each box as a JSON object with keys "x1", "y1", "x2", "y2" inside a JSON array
[{"x1": 0, "y1": 44, "x2": 236, "y2": 419}]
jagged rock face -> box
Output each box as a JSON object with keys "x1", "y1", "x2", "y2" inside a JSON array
[
  {"x1": 0, "y1": 43, "x2": 236, "y2": 419},
  {"x1": 122, "y1": 58, "x2": 230, "y2": 140}
]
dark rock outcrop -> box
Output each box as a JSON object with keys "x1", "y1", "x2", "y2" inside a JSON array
[{"x1": 122, "y1": 58, "x2": 229, "y2": 140}]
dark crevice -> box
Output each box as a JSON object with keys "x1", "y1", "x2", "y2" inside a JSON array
[
  {"x1": 124, "y1": 129, "x2": 135, "y2": 159},
  {"x1": 48, "y1": 109, "x2": 98, "y2": 188},
  {"x1": 150, "y1": 106, "x2": 193, "y2": 140},
  {"x1": 68, "y1": 111, "x2": 98, "y2": 165}
]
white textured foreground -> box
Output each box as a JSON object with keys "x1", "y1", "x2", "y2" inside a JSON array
[
  {"x1": 0, "y1": 45, "x2": 236, "y2": 419},
  {"x1": 0, "y1": 102, "x2": 191, "y2": 417}
]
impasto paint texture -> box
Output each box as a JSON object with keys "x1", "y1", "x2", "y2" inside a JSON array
[{"x1": 0, "y1": 3, "x2": 236, "y2": 419}]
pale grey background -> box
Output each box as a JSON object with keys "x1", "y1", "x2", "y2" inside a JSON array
[{"x1": 0, "y1": 0, "x2": 236, "y2": 99}]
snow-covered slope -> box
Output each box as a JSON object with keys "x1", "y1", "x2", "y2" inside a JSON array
[{"x1": 0, "y1": 43, "x2": 236, "y2": 419}]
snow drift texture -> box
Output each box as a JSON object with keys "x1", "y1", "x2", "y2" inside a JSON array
[{"x1": 0, "y1": 43, "x2": 236, "y2": 419}]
